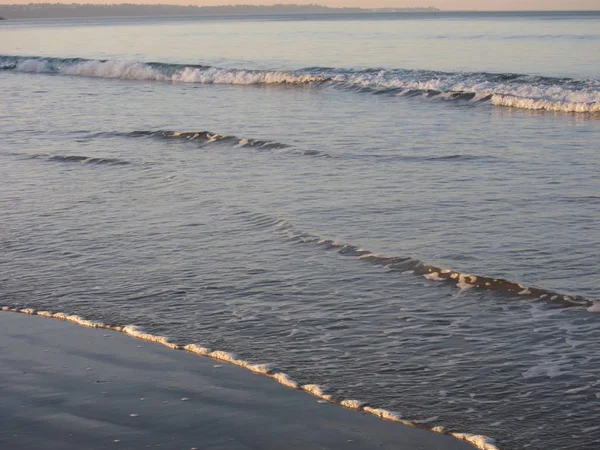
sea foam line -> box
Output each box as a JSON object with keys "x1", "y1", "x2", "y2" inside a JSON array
[
  {"x1": 2, "y1": 54, "x2": 599, "y2": 114},
  {"x1": 0, "y1": 306, "x2": 500, "y2": 450}
]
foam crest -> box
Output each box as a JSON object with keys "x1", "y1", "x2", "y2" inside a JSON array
[
  {"x1": 183, "y1": 343, "x2": 211, "y2": 355},
  {"x1": 301, "y1": 384, "x2": 333, "y2": 402},
  {"x1": 491, "y1": 94, "x2": 600, "y2": 113},
  {"x1": 51, "y1": 312, "x2": 106, "y2": 328},
  {"x1": 2, "y1": 54, "x2": 599, "y2": 113},
  {"x1": 271, "y1": 372, "x2": 299, "y2": 389},
  {"x1": 172, "y1": 66, "x2": 326, "y2": 85},
  {"x1": 340, "y1": 399, "x2": 366, "y2": 409},
  {"x1": 4, "y1": 55, "x2": 326, "y2": 85},
  {"x1": 0, "y1": 307, "x2": 500, "y2": 450},
  {"x1": 451, "y1": 433, "x2": 500, "y2": 450},
  {"x1": 122, "y1": 325, "x2": 179, "y2": 349},
  {"x1": 209, "y1": 350, "x2": 276, "y2": 374},
  {"x1": 363, "y1": 407, "x2": 406, "y2": 423}
]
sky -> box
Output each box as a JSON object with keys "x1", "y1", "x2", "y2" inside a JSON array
[{"x1": 0, "y1": 0, "x2": 599, "y2": 9}]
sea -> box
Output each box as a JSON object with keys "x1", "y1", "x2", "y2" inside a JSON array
[{"x1": 1, "y1": 11, "x2": 599, "y2": 450}]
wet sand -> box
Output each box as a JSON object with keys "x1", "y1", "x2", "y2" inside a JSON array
[{"x1": 0, "y1": 312, "x2": 474, "y2": 450}]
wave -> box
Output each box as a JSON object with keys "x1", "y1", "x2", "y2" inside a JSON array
[
  {"x1": 93, "y1": 130, "x2": 331, "y2": 158},
  {"x1": 125, "y1": 130, "x2": 288, "y2": 149},
  {"x1": 0, "y1": 306, "x2": 500, "y2": 450},
  {"x1": 2, "y1": 54, "x2": 599, "y2": 114},
  {"x1": 214, "y1": 212, "x2": 600, "y2": 310},
  {"x1": 27, "y1": 153, "x2": 131, "y2": 166}
]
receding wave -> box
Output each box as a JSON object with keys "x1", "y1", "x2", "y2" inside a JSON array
[
  {"x1": 0, "y1": 306, "x2": 501, "y2": 450},
  {"x1": 224, "y1": 211, "x2": 597, "y2": 310},
  {"x1": 2, "y1": 54, "x2": 599, "y2": 114},
  {"x1": 28, "y1": 153, "x2": 130, "y2": 166},
  {"x1": 272, "y1": 220, "x2": 596, "y2": 309}
]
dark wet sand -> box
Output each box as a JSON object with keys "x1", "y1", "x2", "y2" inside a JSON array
[{"x1": 0, "y1": 312, "x2": 473, "y2": 450}]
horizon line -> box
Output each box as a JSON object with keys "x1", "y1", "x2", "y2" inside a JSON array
[
  {"x1": 1, "y1": 3, "x2": 600, "y2": 13},
  {"x1": 1, "y1": 3, "x2": 599, "y2": 10}
]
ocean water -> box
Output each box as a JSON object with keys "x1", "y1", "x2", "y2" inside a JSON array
[{"x1": 1, "y1": 12, "x2": 600, "y2": 450}]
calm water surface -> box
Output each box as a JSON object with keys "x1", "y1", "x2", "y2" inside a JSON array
[{"x1": 1, "y1": 12, "x2": 599, "y2": 450}]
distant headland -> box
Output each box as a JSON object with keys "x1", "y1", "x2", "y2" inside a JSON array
[{"x1": 0, "y1": 3, "x2": 439, "y2": 20}]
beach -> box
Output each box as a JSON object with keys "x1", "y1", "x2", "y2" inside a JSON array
[
  {"x1": 0, "y1": 311, "x2": 474, "y2": 450},
  {"x1": 1, "y1": 11, "x2": 599, "y2": 450}
]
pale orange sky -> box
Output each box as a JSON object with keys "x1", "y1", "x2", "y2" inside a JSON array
[{"x1": 0, "y1": 0, "x2": 599, "y2": 9}]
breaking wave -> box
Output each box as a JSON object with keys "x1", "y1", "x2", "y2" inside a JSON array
[
  {"x1": 0, "y1": 306, "x2": 501, "y2": 450},
  {"x1": 2, "y1": 54, "x2": 599, "y2": 114}
]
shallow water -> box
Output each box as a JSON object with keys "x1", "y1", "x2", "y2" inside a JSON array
[{"x1": 1, "y1": 12, "x2": 600, "y2": 450}]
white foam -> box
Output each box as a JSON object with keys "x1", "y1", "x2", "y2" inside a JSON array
[
  {"x1": 208, "y1": 350, "x2": 274, "y2": 374},
  {"x1": 210, "y1": 350, "x2": 240, "y2": 363},
  {"x1": 68, "y1": 315, "x2": 105, "y2": 328},
  {"x1": 451, "y1": 433, "x2": 500, "y2": 450},
  {"x1": 173, "y1": 66, "x2": 325, "y2": 85},
  {"x1": 491, "y1": 94, "x2": 600, "y2": 113},
  {"x1": 50, "y1": 312, "x2": 106, "y2": 328},
  {"x1": 340, "y1": 399, "x2": 365, "y2": 410},
  {"x1": 21, "y1": 58, "x2": 321, "y2": 85},
  {"x1": 245, "y1": 362, "x2": 276, "y2": 375},
  {"x1": 424, "y1": 272, "x2": 444, "y2": 281},
  {"x1": 302, "y1": 384, "x2": 333, "y2": 402},
  {"x1": 271, "y1": 372, "x2": 299, "y2": 389},
  {"x1": 122, "y1": 325, "x2": 179, "y2": 349},
  {"x1": 9, "y1": 56, "x2": 600, "y2": 115},
  {"x1": 457, "y1": 274, "x2": 477, "y2": 290},
  {"x1": 363, "y1": 407, "x2": 408, "y2": 424},
  {"x1": 183, "y1": 343, "x2": 211, "y2": 355}
]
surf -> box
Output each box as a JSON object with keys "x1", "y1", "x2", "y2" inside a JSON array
[{"x1": 2, "y1": 54, "x2": 599, "y2": 114}]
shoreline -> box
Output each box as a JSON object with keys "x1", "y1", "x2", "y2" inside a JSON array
[{"x1": 0, "y1": 308, "x2": 497, "y2": 450}]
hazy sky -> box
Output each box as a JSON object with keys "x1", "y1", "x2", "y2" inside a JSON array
[{"x1": 1, "y1": 0, "x2": 599, "y2": 9}]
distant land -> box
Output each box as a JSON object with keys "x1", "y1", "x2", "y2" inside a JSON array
[{"x1": 0, "y1": 3, "x2": 440, "y2": 20}]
